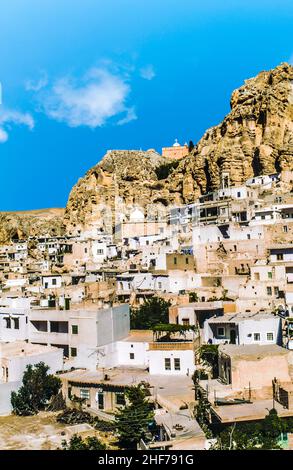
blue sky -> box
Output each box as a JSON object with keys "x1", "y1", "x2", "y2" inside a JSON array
[{"x1": 0, "y1": 0, "x2": 292, "y2": 210}]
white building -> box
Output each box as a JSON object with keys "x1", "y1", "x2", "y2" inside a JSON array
[
  {"x1": 0, "y1": 341, "x2": 63, "y2": 415},
  {"x1": 42, "y1": 275, "x2": 63, "y2": 289},
  {"x1": 204, "y1": 312, "x2": 282, "y2": 346}
]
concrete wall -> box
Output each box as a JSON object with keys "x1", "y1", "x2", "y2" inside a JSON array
[
  {"x1": 0, "y1": 381, "x2": 21, "y2": 415},
  {"x1": 149, "y1": 349, "x2": 195, "y2": 376},
  {"x1": 231, "y1": 355, "x2": 291, "y2": 390}
]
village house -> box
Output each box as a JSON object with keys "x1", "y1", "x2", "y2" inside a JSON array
[
  {"x1": 0, "y1": 341, "x2": 63, "y2": 415},
  {"x1": 204, "y1": 311, "x2": 282, "y2": 346}
]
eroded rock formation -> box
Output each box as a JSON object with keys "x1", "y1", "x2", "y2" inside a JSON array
[{"x1": 64, "y1": 63, "x2": 293, "y2": 233}]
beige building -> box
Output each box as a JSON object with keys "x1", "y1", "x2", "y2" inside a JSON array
[
  {"x1": 162, "y1": 140, "x2": 189, "y2": 160},
  {"x1": 218, "y1": 344, "x2": 291, "y2": 394}
]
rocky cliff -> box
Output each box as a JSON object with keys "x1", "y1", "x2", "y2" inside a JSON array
[
  {"x1": 1, "y1": 63, "x2": 292, "y2": 241},
  {"x1": 63, "y1": 149, "x2": 171, "y2": 233},
  {"x1": 0, "y1": 209, "x2": 65, "y2": 244},
  {"x1": 64, "y1": 62, "x2": 293, "y2": 233},
  {"x1": 171, "y1": 62, "x2": 293, "y2": 202}
]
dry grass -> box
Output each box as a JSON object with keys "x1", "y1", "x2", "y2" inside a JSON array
[{"x1": 0, "y1": 411, "x2": 117, "y2": 450}]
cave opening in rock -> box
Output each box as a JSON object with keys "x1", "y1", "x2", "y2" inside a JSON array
[{"x1": 252, "y1": 148, "x2": 263, "y2": 176}]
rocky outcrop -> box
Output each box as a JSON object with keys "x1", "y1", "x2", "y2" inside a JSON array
[
  {"x1": 170, "y1": 62, "x2": 293, "y2": 202},
  {"x1": 0, "y1": 209, "x2": 65, "y2": 244},
  {"x1": 1, "y1": 63, "x2": 292, "y2": 240},
  {"x1": 63, "y1": 149, "x2": 172, "y2": 234},
  {"x1": 64, "y1": 63, "x2": 293, "y2": 233}
]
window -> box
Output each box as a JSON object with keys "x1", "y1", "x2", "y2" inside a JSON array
[
  {"x1": 277, "y1": 253, "x2": 283, "y2": 260},
  {"x1": 182, "y1": 318, "x2": 190, "y2": 326},
  {"x1": 115, "y1": 393, "x2": 125, "y2": 406},
  {"x1": 71, "y1": 347, "x2": 77, "y2": 357},
  {"x1": 217, "y1": 327, "x2": 225, "y2": 337},
  {"x1": 267, "y1": 286, "x2": 272, "y2": 296},
  {"x1": 14, "y1": 318, "x2": 19, "y2": 330},
  {"x1": 129, "y1": 353, "x2": 135, "y2": 360},
  {"x1": 174, "y1": 257, "x2": 177, "y2": 265},
  {"x1": 80, "y1": 389, "x2": 90, "y2": 400},
  {"x1": 97, "y1": 249, "x2": 104, "y2": 254},
  {"x1": 164, "y1": 358, "x2": 171, "y2": 370},
  {"x1": 267, "y1": 332, "x2": 274, "y2": 341},
  {"x1": 268, "y1": 272, "x2": 272, "y2": 279},
  {"x1": 283, "y1": 226, "x2": 288, "y2": 233},
  {"x1": 237, "y1": 192, "x2": 241, "y2": 198},
  {"x1": 72, "y1": 325, "x2": 78, "y2": 335},
  {"x1": 174, "y1": 358, "x2": 181, "y2": 370},
  {"x1": 158, "y1": 282, "x2": 162, "y2": 289},
  {"x1": 254, "y1": 333, "x2": 260, "y2": 341},
  {"x1": 52, "y1": 278, "x2": 57, "y2": 286},
  {"x1": 5, "y1": 317, "x2": 11, "y2": 329},
  {"x1": 84, "y1": 248, "x2": 88, "y2": 253},
  {"x1": 186, "y1": 258, "x2": 189, "y2": 264},
  {"x1": 274, "y1": 286, "x2": 279, "y2": 297}
]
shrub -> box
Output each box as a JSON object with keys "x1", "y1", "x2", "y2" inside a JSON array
[{"x1": 11, "y1": 362, "x2": 61, "y2": 416}]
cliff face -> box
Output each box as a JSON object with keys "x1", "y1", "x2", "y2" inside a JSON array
[
  {"x1": 169, "y1": 62, "x2": 293, "y2": 202},
  {"x1": 63, "y1": 149, "x2": 172, "y2": 233},
  {"x1": 1, "y1": 63, "x2": 292, "y2": 241},
  {"x1": 64, "y1": 63, "x2": 293, "y2": 233},
  {"x1": 0, "y1": 209, "x2": 65, "y2": 244}
]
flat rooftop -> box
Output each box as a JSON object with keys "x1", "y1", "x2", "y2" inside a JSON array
[
  {"x1": 60, "y1": 367, "x2": 196, "y2": 412},
  {"x1": 219, "y1": 343, "x2": 289, "y2": 359},
  {"x1": 0, "y1": 341, "x2": 59, "y2": 358},
  {"x1": 59, "y1": 367, "x2": 149, "y2": 387},
  {"x1": 211, "y1": 399, "x2": 293, "y2": 423},
  {"x1": 122, "y1": 330, "x2": 154, "y2": 343},
  {"x1": 208, "y1": 311, "x2": 275, "y2": 324}
]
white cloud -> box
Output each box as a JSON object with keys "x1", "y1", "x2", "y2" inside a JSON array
[
  {"x1": 0, "y1": 128, "x2": 8, "y2": 143},
  {"x1": 118, "y1": 106, "x2": 137, "y2": 125},
  {"x1": 40, "y1": 68, "x2": 136, "y2": 128},
  {"x1": 25, "y1": 72, "x2": 48, "y2": 92},
  {"x1": 139, "y1": 65, "x2": 156, "y2": 81},
  {"x1": 0, "y1": 108, "x2": 35, "y2": 143}
]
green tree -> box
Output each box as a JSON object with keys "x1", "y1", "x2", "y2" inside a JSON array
[
  {"x1": 61, "y1": 434, "x2": 106, "y2": 450},
  {"x1": 11, "y1": 362, "x2": 61, "y2": 416},
  {"x1": 198, "y1": 344, "x2": 219, "y2": 378},
  {"x1": 130, "y1": 297, "x2": 171, "y2": 329},
  {"x1": 212, "y1": 409, "x2": 284, "y2": 450},
  {"x1": 115, "y1": 383, "x2": 154, "y2": 449}
]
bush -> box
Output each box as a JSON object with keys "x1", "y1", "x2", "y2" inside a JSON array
[
  {"x1": 155, "y1": 161, "x2": 180, "y2": 180},
  {"x1": 57, "y1": 408, "x2": 116, "y2": 432},
  {"x1": 57, "y1": 408, "x2": 93, "y2": 425},
  {"x1": 61, "y1": 434, "x2": 106, "y2": 450},
  {"x1": 47, "y1": 391, "x2": 66, "y2": 412}
]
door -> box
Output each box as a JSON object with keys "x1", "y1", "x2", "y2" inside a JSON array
[
  {"x1": 230, "y1": 329, "x2": 236, "y2": 344},
  {"x1": 95, "y1": 391, "x2": 104, "y2": 410}
]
